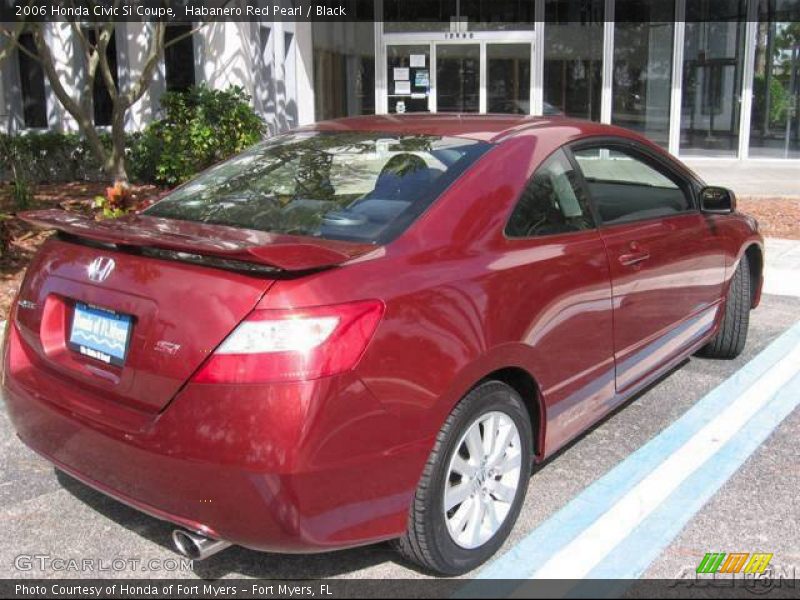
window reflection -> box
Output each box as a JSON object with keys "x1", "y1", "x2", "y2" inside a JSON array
[
  {"x1": 681, "y1": 0, "x2": 747, "y2": 156},
  {"x1": 612, "y1": 0, "x2": 674, "y2": 147},
  {"x1": 313, "y1": 22, "x2": 375, "y2": 120},
  {"x1": 749, "y1": 0, "x2": 800, "y2": 158},
  {"x1": 488, "y1": 44, "x2": 531, "y2": 114},
  {"x1": 544, "y1": 0, "x2": 604, "y2": 120}
]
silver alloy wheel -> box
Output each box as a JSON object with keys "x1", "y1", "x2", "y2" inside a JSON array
[{"x1": 443, "y1": 410, "x2": 523, "y2": 549}]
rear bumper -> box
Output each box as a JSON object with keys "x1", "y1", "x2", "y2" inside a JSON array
[{"x1": 2, "y1": 323, "x2": 429, "y2": 553}]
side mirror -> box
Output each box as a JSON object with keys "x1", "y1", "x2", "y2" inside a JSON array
[{"x1": 700, "y1": 186, "x2": 736, "y2": 214}]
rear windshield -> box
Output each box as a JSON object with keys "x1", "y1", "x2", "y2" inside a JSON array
[{"x1": 144, "y1": 131, "x2": 490, "y2": 244}]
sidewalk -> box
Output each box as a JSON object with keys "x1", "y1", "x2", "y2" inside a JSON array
[
  {"x1": 764, "y1": 238, "x2": 800, "y2": 298},
  {"x1": 684, "y1": 159, "x2": 800, "y2": 198}
]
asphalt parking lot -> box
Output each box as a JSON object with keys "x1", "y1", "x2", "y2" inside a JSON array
[{"x1": 1, "y1": 292, "x2": 798, "y2": 583}]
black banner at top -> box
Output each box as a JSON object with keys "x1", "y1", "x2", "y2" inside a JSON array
[{"x1": 2, "y1": 0, "x2": 800, "y2": 23}]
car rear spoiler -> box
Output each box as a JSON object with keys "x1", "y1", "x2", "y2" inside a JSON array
[{"x1": 20, "y1": 209, "x2": 376, "y2": 272}]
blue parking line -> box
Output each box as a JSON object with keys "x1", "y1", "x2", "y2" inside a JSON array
[
  {"x1": 584, "y1": 367, "x2": 800, "y2": 584},
  {"x1": 469, "y1": 320, "x2": 800, "y2": 582}
]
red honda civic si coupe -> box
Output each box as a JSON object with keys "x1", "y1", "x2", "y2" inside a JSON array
[{"x1": 3, "y1": 115, "x2": 762, "y2": 575}]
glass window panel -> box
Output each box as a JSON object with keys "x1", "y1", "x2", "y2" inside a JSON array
[
  {"x1": 436, "y1": 44, "x2": 480, "y2": 112},
  {"x1": 313, "y1": 23, "x2": 375, "y2": 120},
  {"x1": 165, "y1": 25, "x2": 196, "y2": 92},
  {"x1": 574, "y1": 147, "x2": 690, "y2": 224},
  {"x1": 461, "y1": 0, "x2": 535, "y2": 31},
  {"x1": 145, "y1": 132, "x2": 490, "y2": 244},
  {"x1": 506, "y1": 148, "x2": 595, "y2": 237},
  {"x1": 384, "y1": 1, "x2": 455, "y2": 32},
  {"x1": 680, "y1": 0, "x2": 748, "y2": 156},
  {"x1": 612, "y1": 0, "x2": 674, "y2": 147},
  {"x1": 17, "y1": 32, "x2": 47, "y2": 128},
  {"x1": 749, "y1": 0, "x2": 800, "y2": 158},
  {"x1": 85, "y1": 28, "x2": 118, "y2": 127},
  {"x1": 544, "y1": 0, "x2": 604, "y2": 120},
  {"x1": 488, "y1": 44, "x2": 531, "y2": 114}
]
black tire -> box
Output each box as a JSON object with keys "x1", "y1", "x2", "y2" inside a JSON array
[
  {"x1": 701, "y1": 257, "x2": 751, "y2": 359},
  {"x1": 392, "y1": 380, "x2": 533, "y2": 575}
]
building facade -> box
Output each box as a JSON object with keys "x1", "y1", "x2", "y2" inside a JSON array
[{"x1": 2, "y1": 0, "x2": 799, "y2": 160}]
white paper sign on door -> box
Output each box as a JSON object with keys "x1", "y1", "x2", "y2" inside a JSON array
[{"x1": 410, "y1": 54, "x2": 426, "y2": 68}]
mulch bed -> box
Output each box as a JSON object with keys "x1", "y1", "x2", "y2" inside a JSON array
[
  {"x1": 737, "y1": 197, "x2": 800, "y2": 241},
  {"x1": 0, "y1": 185, "x2": 797, "y2": 321}
]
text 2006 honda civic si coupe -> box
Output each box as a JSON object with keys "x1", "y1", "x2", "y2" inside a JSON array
[{"x1": 2, "y1": 115, "x2": 762, "y2": 575}]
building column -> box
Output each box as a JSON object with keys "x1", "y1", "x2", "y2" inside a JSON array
[
  {"x1": 738, "y1": 1, "x2": 759, "y2": 160},
  {"x1": 668, "y1": 0, "x2": 686, "y2": 157},
  {"x1": 0, "y1": 31, "x2": 13, "y2": 133},
  {"x1": 118, "y1": 22, "x2": 164, "y2": 132},
  {"x1": 197, "y1": 22, "x2": 254, "y2": 96},
  {"x1": 531, "y1": 0, "x2": 545, "y2": 116},
  {"x1": 600, "y1": 0, "x2": 615, "y2": 124},
  {"x1": 294, "y1": 21, "x2": 315, "y2": 126},
  {"x1": 46, "y1": 22, "x2": 80, "y2": 132}
]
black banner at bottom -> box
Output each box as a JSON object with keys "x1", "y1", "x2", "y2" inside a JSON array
[{"x1": 3, "y1": 578, "x2": 799, "y2": 599}]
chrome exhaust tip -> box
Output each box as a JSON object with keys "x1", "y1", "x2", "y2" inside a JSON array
[{"x1": 172, "y1": 529, "x2": 232, "y2": 561}]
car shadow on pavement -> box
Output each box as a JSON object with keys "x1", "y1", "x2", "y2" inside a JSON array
[{"x1": 54, "y1": 469, "x2": 426, "y2": 579}]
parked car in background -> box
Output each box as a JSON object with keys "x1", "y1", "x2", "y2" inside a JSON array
[{"x1": 3, "y1": 114, "x2": 763, "y2": 575}]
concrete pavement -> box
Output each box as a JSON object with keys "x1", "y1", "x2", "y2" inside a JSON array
[
  {"x1": 764, "y1": 238, "x2": 800, "y2": 298},
  {"x1": 684, "y1": 158, "x2": 800, "y2": 197}
]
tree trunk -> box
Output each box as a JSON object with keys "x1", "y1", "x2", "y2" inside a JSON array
[{"x1": 106, "y1": 106, "x2": 129, "y2": 183}]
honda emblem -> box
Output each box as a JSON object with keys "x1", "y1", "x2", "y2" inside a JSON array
[{"x1": 87, "y1": 257, "x2": 115, "y2": 283}]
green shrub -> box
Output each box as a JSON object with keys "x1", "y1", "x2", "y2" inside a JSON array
[
  {"x1": 1, "y1": 86, "x2": 265, "y2": 187},
  {"x1": 126, "y1": 131, "x2": 160, "y2": 185},
  {"x1": 131, "y1": 85, "x2": 266, "y2": 186},
  {"x1": 0, "y1": 131, "x2": 107, "y2": 184},
  {"x1": 11, "y1": 176, "x2": 33, "y2": 210}
]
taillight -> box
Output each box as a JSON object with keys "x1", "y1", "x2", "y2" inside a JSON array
[{"x1": 192, "y1": 300, "x2": 384, "y2": 384}]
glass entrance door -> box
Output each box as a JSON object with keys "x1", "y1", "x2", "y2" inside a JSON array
[
  {"x1": 436, "y1": 44, "x2": 480, "y2": 112},
  {"x1": 383, "y1": 38, "x2": 533, "y2": 115}
]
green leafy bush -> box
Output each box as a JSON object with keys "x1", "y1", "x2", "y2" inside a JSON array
[
  {"x1": 130, "y1": 85, "x2": 266, "y2": 186},
  {"x1": 0, "y1": 132, "x2": 106, "y2": 183},
  {"x1": 1, "y1": 86, "x2": 265, "y2": 188}
]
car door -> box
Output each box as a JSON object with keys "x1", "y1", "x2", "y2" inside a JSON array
[
  {"x1": 570, "y1": 141, "x2": 726, "y2": 394},
  {"x1": 502, "y1": 148, "x2": 616, "y2": 454}
]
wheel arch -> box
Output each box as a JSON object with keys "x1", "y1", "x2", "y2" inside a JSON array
[
  {"x1": 743, "y1": 243, "x2": 763, "y2": 308},
  {"x1": 477, "y1": 366, "x2": 546, "y2": 461}
]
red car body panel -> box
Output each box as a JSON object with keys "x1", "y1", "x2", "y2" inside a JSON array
[{"x1": 2, "y1": 115, "x2": 763, "y2": 553}]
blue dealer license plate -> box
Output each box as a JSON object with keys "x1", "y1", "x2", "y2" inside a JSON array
[{"x1": 69, "y1": 302, "x2": 133, "y2": 366}]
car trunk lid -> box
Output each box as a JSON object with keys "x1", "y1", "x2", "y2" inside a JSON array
[{"x1": 12, "y1": 210, "x2": 375, "y2": 415}]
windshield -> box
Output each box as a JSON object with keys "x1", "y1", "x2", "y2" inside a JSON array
[{"x1": 144, "y1": 131, "x2": 490, "y2": 244}]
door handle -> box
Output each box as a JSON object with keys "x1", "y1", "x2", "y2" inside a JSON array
[{"x1": 618, "y1": 251, "x2": 650, "y2": 267}]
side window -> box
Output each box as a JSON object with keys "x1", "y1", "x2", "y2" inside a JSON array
[
  {"x1": 573, "y1": 146, "x2": 691, "y2": 225},
  {"x1": 505, "y1": 148, "x2": 595, "y2": 238}
]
